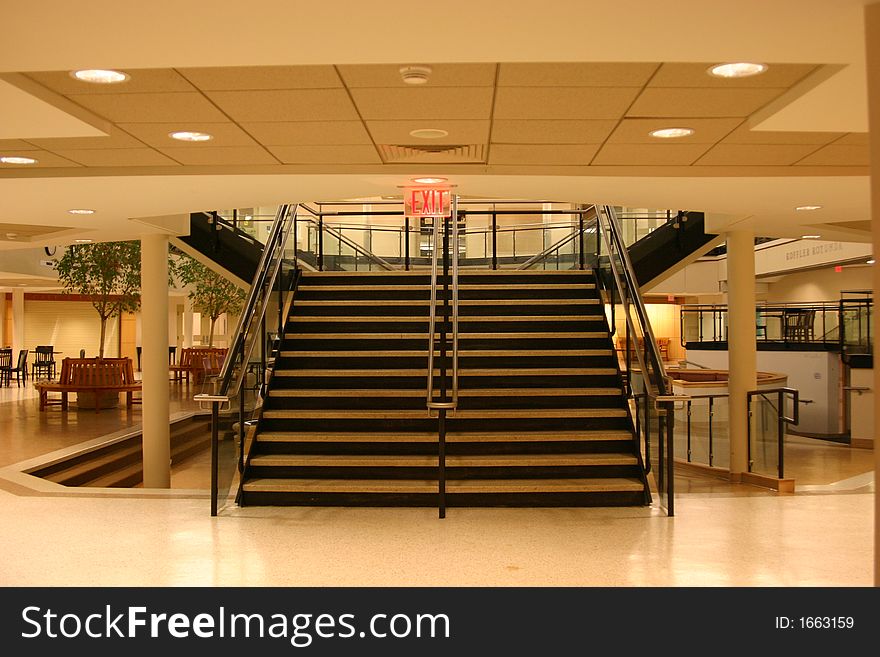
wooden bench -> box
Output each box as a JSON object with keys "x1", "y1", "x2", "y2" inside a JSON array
[
  {"x1": 35, "y1": 358, "x2": 142, "y2": 413},
  {"x1": 169, "y1": 347, "x2": 227, "y2": 384}
]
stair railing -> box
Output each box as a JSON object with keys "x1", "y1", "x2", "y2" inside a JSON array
[
  {"x1": 425, "y1": 195, "x2": 460, "y2": 519},
  {"x1": 596, "y1": 204, "x2": 679, "y2": 515},
  {"x1": 297, "y1": 205, "x2": 396, "y2": 271},
  {"x1": 196, "y1": 203, "x2": 299, "y2": 516}
]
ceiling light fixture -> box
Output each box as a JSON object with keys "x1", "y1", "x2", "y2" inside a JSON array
[
  {"x1": 0, "y1": 156, "x2": 38, "y2": 165},
  {"x1": 399, "y1": 65, "x2": 432, "y2": 85},
  {"x1": 75, "y1": 239, "x2": 93, "y2": 244},
  {"x1": 68, "y1": 208, "x2": 95, "y2": 215},
  {"x1": 801, "y1": 234, "x2": 821, "y2": 239},
  {"x1": 409, "y1": 128, "x2": 449, "y2": 139},
  {"x1": 867, "y1": 259, "x2": 875, "y2": 265},
  {"x1": 649, "y1": 127, "x2": 695, "y2": 139},
  {"x1": 70, "y1": 69, "x2": 130, "y2": 84},
  {"x1": 411, "y1": 177, "x2": 448, "y2": 184},
  {"x1": 169, "y1": 131, "x2": 214, "y2": 142},
  {"x1": 708, "y1": 62, "x2": 768, "y2": 78},
  {"x1": 795, "y1": 205, "x2": 823, "y2": 211}
]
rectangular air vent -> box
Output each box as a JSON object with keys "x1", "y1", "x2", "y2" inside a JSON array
[{"x1": 378, "y1": 144, "x2": 486, "y2": 164}]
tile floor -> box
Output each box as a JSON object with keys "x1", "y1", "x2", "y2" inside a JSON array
[{"x1": 0, "y1": 380, "x2": 874, "y2": 586}]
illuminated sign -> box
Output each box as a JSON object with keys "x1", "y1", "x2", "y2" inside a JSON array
[{"x1": 404, "y1": 187, "x2": 451, "y2": 217}]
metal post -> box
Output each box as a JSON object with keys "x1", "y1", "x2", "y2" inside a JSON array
[
  {"x1": 442, "y1": 215, "x2": 449, "y2": 399},
  {"x1": 232, "y1": 208, "x2": 238, "y2": 229},
  {"x1": 210, "y1": 401, "x2": 219, "y2": 516},
  {"x1": 708, "y1": 396, "x2": 714, "y2": 467},
  {"x1": 491, "y1": 212, "x2": 498, "y2": 270},
  {"x1": 439, "y1": 408, "x2": 447, "y2": 518},
  {"x1": 404, "y1": 216, "x2": 411, "y2": 271},
  {"x1": 578, "y1": 216, "x2": 585, "y2": 270},
  {"x1": 317, "y1": 214, "x2": 324, "y2": 271},
  {"x1": 666, "y1": 402, "x2": 675, "y2": 516},
  {"x1": 686, "y1": 400, "x2": 692, "y2": 462},
  {"x1": 239, "y1": 350, "x2": 246, "y2": 473},
  {"x1": 777, "y1": 390, "x2": 785, "y2": 479},
  {"x1": 747, "y1": 393, "x2": 753, "y2": 472}
]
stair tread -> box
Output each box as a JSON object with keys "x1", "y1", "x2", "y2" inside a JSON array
[
  {"x1": 274, "y1": 368, "x2": 617, "y2": 376},
  {"x1": 261, "y1": 408, "x2": 627, "y2": 419},
  {"x1": 296, "y1": 299, "x2": 599, "y2": 306},
  {"x1": 280, "y1": 349, "x2": 613, "y2": 357},
  {"x1": 256, "y1": 430, "x2": 633, "y2": 443},
  {"x1": 243, "y1": 478, "x2": 645, "y2": 493},
  {"x1": 268, "y1": 387, "x2": 622, "y2": 397},
  {"x1": 284, "y1": 332, "x2": 608, "y2": 339},
  {"x1": 289, "y1": 315, "x2": 601, "y2": 322},
  {"x1": 249, "y1": 453, "x2": 638, "y2": 467},
  {"x1": 300, "y1": 283, "x2": 595, "y2": 291}
]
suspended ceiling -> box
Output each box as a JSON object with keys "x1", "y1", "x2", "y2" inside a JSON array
[{"x1": 0, "y1": 0, "x2": 875, "y2": 252}]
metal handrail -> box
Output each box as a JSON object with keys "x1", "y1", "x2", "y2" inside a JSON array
[
  {"x1": 515, "y1": 217, "x2": 595, "y2": 270},
  {"x1": 206, "y1": 204, "x2": 295, "y2": 400},
  {"x1": 426, "y1": 196, "x2": 460, "y2": 410},
  {"x1": 296, "y1": 212, "x2": 396, "y2": 271}
]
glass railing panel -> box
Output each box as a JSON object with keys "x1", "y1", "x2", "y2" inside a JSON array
[{"x1": 749, "y1": 393, "x2": 780, "y2": 477}]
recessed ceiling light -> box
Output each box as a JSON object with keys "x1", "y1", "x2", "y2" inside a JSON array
[
  {"x1": 867, "y1": 259, "x2": 875, "y2": 265},
  {"x1": 75, "y1": 239, "x2": 93, "y2": 244},
  {"x1": 244, "y1": 215, "x2": 253, "y2": 220},
  {"x1": 68, "y1": 208, "x2": 95, "y2": 215},
  {"x1": 649, "y1": 127, "x2": 695, "y2": 139},
  {"x1": 169, "y1": 131, "x2": 214, "y2": 142},
  {"x1": 708, "y1": 62, "x2": 768, "y2": 78},
  {"x1": 0, "y1": 156, "x2": 38, "y2": 165},
  {"x1": 409, "y1": 128, "x2": 449, "y2": 139},
  {"x1": 70, "y1": 69, "x2": 130, "y2": 84},
  {"x1": 412, "y1": 177, "x2": 447, "y2": 184},
  {"x1": 795, "y1": 205, "x2": 823, "y2": 211},
  {"x1": 399, "y1": 65, "x2": 432, "y2": 85},
  {"x1": 801, "y1": 234, "x2": 821, "y2": 239},
  {"x1": 6, "y1": 233, "x2": 18, "y2": 239}
]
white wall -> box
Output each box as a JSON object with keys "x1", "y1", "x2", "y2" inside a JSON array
[
  {"x1": 24, "y1": 299, "x2": 119, "y2": 358},
  {"x1": 848, "y1": 368, "x2": 874, "y2": 446},
  {"x1": 684, "y1": 349, "x2": 841, "y2": 434},
  {"x1": 764, "y1": 265, "x2": 872, "y2": 302}
]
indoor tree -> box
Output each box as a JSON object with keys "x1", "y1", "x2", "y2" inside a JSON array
[
  {"x1": 171, "y1": 251, "x2": 246, "y2": 346},
  {"x1": 54, "y1": 241, "x2": 141, "y2": 358}
]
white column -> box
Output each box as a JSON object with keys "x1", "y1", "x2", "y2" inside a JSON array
[
  {"x1": 183, "y1": 296, "x2": 194, "y2": 348},
  {"x1": 864, "y1": 0, "x2": 880, "y2": 587},
  {"x1": 141, "y1": 234, "x2": 171, "y2": 488},
  {"x1": 12, "y1": 288, "x2": 25, "y2": 356},
  {"x1": 726, "y1": 230, "x2": 757, "y2": 477}
]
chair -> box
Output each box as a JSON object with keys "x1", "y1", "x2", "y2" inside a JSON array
[
  {"x1": 0, "y1": 348, "x2": 12, "y2": 387},
  {"x1": 9, "y1": 349, "x2": 28, "y2": 387},
  {"x1": 798, "y1": 309, "x2": 816, "y2": 341},
  {"x1": 32, "y1": 345, "x2": 57, "y2": 380}
]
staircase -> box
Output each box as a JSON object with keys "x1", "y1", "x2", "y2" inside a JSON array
[{"x1": 240, "y1": 270, "x2": 650, "y2": 507}]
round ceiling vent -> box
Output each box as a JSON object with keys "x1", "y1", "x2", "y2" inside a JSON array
[{"x1": 399, "y1": 65, "x2": 432, "y2": 85}]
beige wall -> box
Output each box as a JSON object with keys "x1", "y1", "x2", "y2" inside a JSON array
[
  {"x1": 764, "y1": 265, "x2": 873, "y2": 303},
  {"x1": 23, "y1": 299, "x2": 120, "y2": 358}
]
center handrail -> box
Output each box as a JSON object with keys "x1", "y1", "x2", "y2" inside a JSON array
[{"x1": 426, "y1": 195, "x2": 460, "y2": 410}]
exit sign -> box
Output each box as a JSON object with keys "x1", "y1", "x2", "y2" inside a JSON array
[{"x1": 404, "y1": 187, "x2": 451, "y2": 217}]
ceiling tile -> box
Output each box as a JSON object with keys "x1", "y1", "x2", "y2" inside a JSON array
[
  {"x1": 0, "y1": 139, "x2": 40, "y2": 150},
  {"x1": 350, "y1": 87, "x2": 494, "y2": 120},
  {"x1": 607, "y1": 118, "x2": 742, "y2": 144},
  {"x1": 158, "y1": 146, "x2": 278, "y2": 165},
  {"x1": 267, "y1": 145, "x2": 382, "y2": 164},
  {"x1": 241, "y1": 121, "x2": 372, "y2": 145},
  {"x1": 178, "y1": 65, "x2": 341, "y2": 90},
  {"x1": 833, "y1": 133, "x2": 869, "y2": 146},
  {"x1": 489, "y1": 144, "x2": 600, "y2": 165},
  {"x1": 52, "y1": 148, "x2": 179, "y2": 167},
  {"x1": 795, "y1": 144, "x2": 870, "y2": 166},
  {"x1": 28, "y1": 126, "x2": 145, "y2": 150},
  {"x1": 119, "y1": 122, "x2": 258, "y2": 148},
  {"x1": 337, "y1": 64, "x2": 496, "y2": 87},
  {"x1": 366, "y1": 120, "x2": 489, "y2": 145},
  {"x1": 498, "y1": 63, "x2": 658, "y2": 87},
  {"x1": 627, "y1": 87, "x2": 784, "y2": 117},
  {"x1": 694, "y1": 143, "x2": 819, "y2": 165},
  {"x1": 27, "y1": 69, "x2": 196, "y2": 94},
  {"x1": 721, "y1": 123, "x2": 842, "y2": 145},
  {"x1": 592, "y1": 143, "x2": 711, "y2": 165},
  {"x1": 206, "y1": 89, "x2": 358, "y2": 122},
  {"x1": 0, "y1": 150, "x2": 81, "y2": 168},
  {"x1": 494, "y1": 88, "x2": 639, "y2": 120},
  {"x1": 68, "y1": 92, "x2": 229, "y2": 123},
  {"x1": 649, "y1": 63, "x2": 817, "y2": 88},
  {"x1": 491, "y1": 120, "x2": 616, "y2": 144}
]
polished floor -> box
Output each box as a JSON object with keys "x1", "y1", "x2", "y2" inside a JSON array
[{"x1": 0, "y1": 380, "x2": 874, "y2": 586}]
